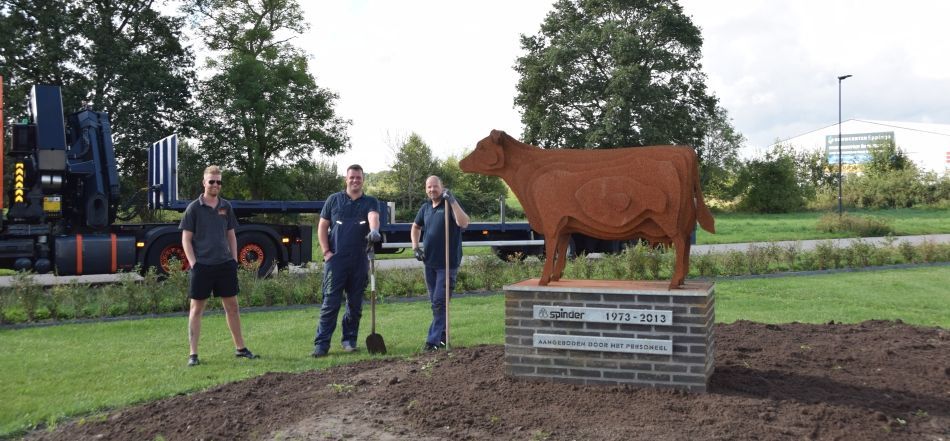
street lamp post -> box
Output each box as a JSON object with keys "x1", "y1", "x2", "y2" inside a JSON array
[{"x1": 837, "y1": 74, "x2": 852, "y2": 217}]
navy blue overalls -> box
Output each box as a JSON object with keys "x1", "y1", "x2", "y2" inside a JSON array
[{"x1": 313, "y1": 192, "x2": 373, "y2": 352}]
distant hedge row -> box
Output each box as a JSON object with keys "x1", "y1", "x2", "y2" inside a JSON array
[{"x1": 1, "y1": 238, "x2": 948, "y2": 325}]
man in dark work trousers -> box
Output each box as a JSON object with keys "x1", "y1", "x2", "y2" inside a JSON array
[{"x1": 312, "y1": 164, "x2": 381, "y2": 357}]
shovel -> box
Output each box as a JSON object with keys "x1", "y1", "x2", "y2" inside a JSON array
[{"x1": 365, "y1": 249, "x2": 387, "y2": 355}]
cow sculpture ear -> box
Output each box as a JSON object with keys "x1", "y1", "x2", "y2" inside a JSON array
[{"x1": 484, "y1": 144, "x2": 502, "y2": 169}]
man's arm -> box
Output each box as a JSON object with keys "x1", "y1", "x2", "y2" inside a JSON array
[
  {"x1": 449, "y1": 200, "x2": 471, "y2": 229},
  {"x1": 410, "y1": 223, "x2": 422, "y2": 250},
  {"x1": 227, "y1": 229, "x2": 238, "y2": 261},
  {"x1": 182, "y1": 230, "x2": 196, "y2": 268},
  {"x1": 318, "y1": 217, "x2": 332, "y2": 261},
  {"x1": 368, "y1": 210, "x2": 380, "y2": 231}
]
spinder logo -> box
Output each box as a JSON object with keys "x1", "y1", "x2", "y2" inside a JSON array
[{"x1": 549, "y1": 308, "x2": 584, "y2": 320}]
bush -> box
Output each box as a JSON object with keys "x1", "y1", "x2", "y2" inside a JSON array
[
  {"x1": 377, "y1": 268, "x2": 426, "y2": 298},
  {"x1": 736, "y1": 150, "x2": 807, "y2": 213},
  {"x1": 464, "y1": 255, "x2": 506, "y2": 291},
  {"x1": 503, "y1": 255, "x2": 541, "y2": 284},
  {"x1": 844, "y1": 240, "x2": 873, "y2": 268},
  {"x1": 845, "y1": 169, "x2": 928, "y2": 209},
  {"x1": 12, "y1": 273, "x2": 42, "y2": 322},
  {"x1": 813, "y1": 241, "x2": 840, "y2": 270},
  {"x1": 782, "y1": 243, "x2": 801, "y2": 271},
  {"x1": 721, "y1": 250, "x2": 747, "y2": 276},
  {"x1": 898, "y1": 240, "x2": 917, "y2": 263},
  {"x1": 817, "y1": 212, "x2": 894, "y2": 236},
  {"x1": 624, "y1": 242, "x2": 652, "y2": 280},
  {"x1": 692, "y1": 252, "x2": 718, "y2": 277}
]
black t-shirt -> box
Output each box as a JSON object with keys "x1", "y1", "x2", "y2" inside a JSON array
[{"x1": 414, "y1": 199, "x2": 463, "y2": 269}]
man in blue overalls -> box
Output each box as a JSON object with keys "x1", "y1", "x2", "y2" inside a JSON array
[{"x1": 312, "y1": 164, "x2": 381, "y2": 357}]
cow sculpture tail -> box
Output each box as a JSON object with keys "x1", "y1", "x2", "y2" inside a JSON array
[{"x1": 693, "y1": 162, "x2": 716, "y2": 234}]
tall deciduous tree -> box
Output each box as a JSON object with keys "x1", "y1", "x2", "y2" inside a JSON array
[
  {"x1": 514, "y1": 0, "x2": 735, "y2": 163},
  {"x1": 0, "y1": 0, "x2": 195, "y2": 202},
  {"x1": 187, "y1": 0, "x2": 350, "y2": 200},
  {"x1": 700, "y1": 107, "x2": 744, "y2": 199},
  {"x1": 386, "y1": 133, "x2": 439, "y2": 218}
]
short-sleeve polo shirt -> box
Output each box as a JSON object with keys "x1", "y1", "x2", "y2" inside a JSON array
[{"x1": 179, "y1": 195, "x2": 239, "y2": 265}]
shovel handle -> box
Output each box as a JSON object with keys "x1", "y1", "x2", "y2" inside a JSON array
[
  {"x1": 370, "y1": 257, "x2": 376, "y2": 333},
  {"x1": 444, "y1": 199, "x2": 450, "y2": 350}
]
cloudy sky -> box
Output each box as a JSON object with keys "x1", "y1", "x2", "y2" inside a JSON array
[{"x1": 298, "y1": 1, "x2": 950, "y2": 172}]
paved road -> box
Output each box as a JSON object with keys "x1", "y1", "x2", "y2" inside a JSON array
[{"x1": 3, "y1": 234, "x2": 948, "y2": 287}]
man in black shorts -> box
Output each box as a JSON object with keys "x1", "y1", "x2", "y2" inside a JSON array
[{"x1": 180, "y1": 165, "x2": 258, "y2": 367}]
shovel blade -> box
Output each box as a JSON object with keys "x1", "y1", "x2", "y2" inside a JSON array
[{"x1": 366, "y1": 333, "x2": 387, "y2": 355}]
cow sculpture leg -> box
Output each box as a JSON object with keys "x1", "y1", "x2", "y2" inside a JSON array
[
  {"x1": 670, "y1": 236, "x2": 691, "y2": 289},
  {"x1": 539, "y1": 232, "x2": 560, "y2": 285},
  {"x1": 551, "y1": 233, "x2": 571, "y2": 281}
]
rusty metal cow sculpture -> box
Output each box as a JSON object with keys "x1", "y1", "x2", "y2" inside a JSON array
[{"x1": 460, "y1": 130, "x2": 715, "y2": 289}]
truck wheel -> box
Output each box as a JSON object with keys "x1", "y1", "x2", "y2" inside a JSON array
[
  {"x1": 238, "y1": 232, "x2": 277, "y2": 277},
  {"x1": 146, "y1": 233, "x2": 188, "y2": 275}
]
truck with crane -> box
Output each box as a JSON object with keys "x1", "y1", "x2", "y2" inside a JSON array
[{"x1": 0, "y1": 81, "x2": 314, "y2": 276}]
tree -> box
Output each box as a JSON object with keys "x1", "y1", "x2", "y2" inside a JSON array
[
  {"x1": 514, "y1": 0, "x2": 724, "y2": 152},
  {"x1": 1, "y1": 0, "x2": 196, "y2": 201},
  {"x1": 386, "y1": 133, "x2": 439, "y2": 219},
  {"x1": 187, "y1": 0, "x2": 350, "y2": 200},
  {"x1": 865, "y1": 138, "x2": 914, "y2": 176},
  {"x1": 699, "y1": 107, "x2": 744, "y2": 199}
]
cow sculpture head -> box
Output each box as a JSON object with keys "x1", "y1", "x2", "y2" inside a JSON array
[{"x1": 460, "y1": 129, "x2": 507, "y2": 175}]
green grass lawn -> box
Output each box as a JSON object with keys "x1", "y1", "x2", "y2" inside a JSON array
[
  {"x1": 1, "y1": 266, "x2": 948, "y2": 437},
  {"x1": 696, "y1": 208, "x2": 950, "y2": 244}
]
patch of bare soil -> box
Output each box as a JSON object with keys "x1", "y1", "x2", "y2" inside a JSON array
[{"x1": 26, "y1": 321, "x2": 949, "y2": 441}]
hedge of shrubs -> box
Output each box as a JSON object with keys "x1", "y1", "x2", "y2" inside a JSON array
[{"x1": 1, "y1": 238, "x2": 948, "y2": 325}]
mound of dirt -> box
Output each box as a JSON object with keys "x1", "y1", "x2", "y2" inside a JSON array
[{"x1": 28, "y1": 321, "x2": 949, "y2": 440}]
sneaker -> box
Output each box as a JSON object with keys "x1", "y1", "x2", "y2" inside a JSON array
[
  {"x1": 341, "y1": 342, "x2": 357, "y2": 353},
  {"x1": 423, "y1": 342, "x2": 446, "y2": 352},
  {"x1": 188, "y1": 354, "x2": 200, "y2": 367},
  {"x1": 311, "y1": 348, "x2": 328, "y2": 358},
  {"x1": 235, "y1": 348, "x2": 258, "y2": 359}
]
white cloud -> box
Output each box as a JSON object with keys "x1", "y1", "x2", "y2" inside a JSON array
[{"x1": 300, "y1": 1, "x2": 555, "y2": 173}]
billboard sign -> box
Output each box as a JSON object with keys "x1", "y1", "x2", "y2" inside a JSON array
[{"x1": 825, "y1": 131, "x2": 894, "y2": 164}]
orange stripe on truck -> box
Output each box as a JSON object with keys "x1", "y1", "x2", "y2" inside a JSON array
[
  {"x1": 111, "y1": 233, "x2": 117, "y2": 273},
  {"x1": 76, "y1": 234, "x2": 83, "y2": 275}
]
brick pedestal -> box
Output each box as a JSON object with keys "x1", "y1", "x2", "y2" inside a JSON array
[{"x1": 504, "y1": 279, "x2": 715, "y2": 393}]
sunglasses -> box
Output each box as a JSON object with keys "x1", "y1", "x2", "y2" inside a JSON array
[{"x1": 207, "y1": 180, "x2": 223, "y2": 185}]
